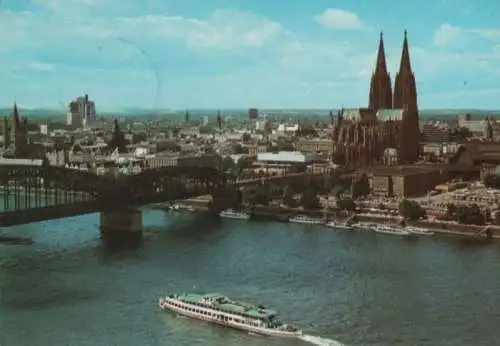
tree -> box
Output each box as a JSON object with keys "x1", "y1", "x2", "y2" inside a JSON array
[
  {"x1": 242, "y1": 185, "x2": 275, "y2": 207},
  {"x1": 457, "y1": 126, "x2": 472, "y2": 140},
  {"x1": 456, "y1": 204, "x2": 485, "y2": 225},
  {"x1": 337, "y1": 198, "x2": 356, "y2": 211},
  {"x1": 352, "y1": 174, "x2": 370, "y2": 199},
  {"x1": 242, "y1": 186, "x2": 260, "y2": 207},
  {"x1": 221, "y1": 156, "x2": 235, "y2": 172},
  {"x1": 131, "y1": 132, "x2": 147, "y2": 144},
  {"x1": 399, "y1": 199, "x2": 426, "y2": 220},
  {"x1": 484, "y1": 174, "x2": 500, "y2": 189},
  {"x1": 275, "y1": 141, "x2": 294, "y2": 152},
  {"x1": 330, "y1": 185, "x2": 344, "y2": 199},
  {"x1": 304, "y1": 174, "x2": 320, "y2": 192},
  {"x1": 301, "y1": 187, "x2": 319, "y2": 209},
  {"x1": 156, "y1": 141, "x2": 181, "y2": 152},
  {"x1": 446, "y1": 203, "x2": 457, "y2": 219},
  {"x1": 296, "y1": 125, "x2": 317, "y2": 137},
  {"x1": 199, "y1": 126, "x2": 214, "y2": 134},
  {"x1": 269, "y1": 184, "x2": 283, "y2": 199},
  {"x1": 242, "y1": 132, "x2": 252, "y2": 142},
  {"x1": 233, "y1": 143, "x2": 248, "y2": 154},
  {"x1": 494, "y1": 212, "x2": 500, "y2": 226},
  {"x1": 233, "y1": 156, "x2": 254, "y2": 177},
  {"x1": 282, "y1": 184, "x2": 296, "y2": 207},
  {"x1": 426, "y1": 152, "x2": 438, "y2": 163}
]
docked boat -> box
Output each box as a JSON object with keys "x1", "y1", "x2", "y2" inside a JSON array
[
  {"x1": 172, "y1": 203, "x2": 195, "y2": 212},
  {"x1": 159, "y1": 292, "x2": 302, "y2": 338},
  {"x1": 351, "y1": 222, "x2": 376, "y2": 232},
  {"x1": 406, "y1": 226, "x2": 435, "y2": 236},
  {"x1": 325, "y1": 221, "x2": 353, "y2": 231},
  {"x1": 289, "y1": 215, "x2": 324, "y2": 225},
  {"x1": 374, "y1": 225, "x2": 411, "y2": 236},
  {"x1": 219, "y1": 209, "x2": 250, "y2": 220}
]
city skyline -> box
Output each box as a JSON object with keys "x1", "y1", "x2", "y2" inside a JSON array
[{"x1": 0, "y1": 0, "x2": 499, "y2": 110}]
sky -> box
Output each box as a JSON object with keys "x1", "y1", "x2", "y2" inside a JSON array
[{"x1": 1, "y1": 0, "x2": 500, "y2": 111}]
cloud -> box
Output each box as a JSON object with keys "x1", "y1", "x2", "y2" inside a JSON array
[
  {"x1": 28, "y1": 62, "x2": 54, "y2": 71},
  {"x1": 32, "y1": 0, "x2": 111, "y2": 15},
  {"x1": 314, "y1": 9, "x2": 364, "y2": 30},
  {"x1": 116, "y1": 10, "x2": 284, "y2": 50},
  {"x1": 433, "y1": 24, "x2": 462, "y2": 47},
  {"x1": 434, "y1": 23, "x2": 500, "y2": 47},
  {"x1": 0, "y1": 5, "x2": 284, "y2": 53}
]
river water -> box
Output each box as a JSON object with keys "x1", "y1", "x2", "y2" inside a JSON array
[{"x1": 1, "y1": 209, "x2": 500, "y2": 346}]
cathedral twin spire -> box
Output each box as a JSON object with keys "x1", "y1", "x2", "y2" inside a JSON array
[
  {"x1": 369, "y1": 32, "x2": 392, "y2": 111},
  {"x1": 369, "y1": 30, "x2": 416, "y2": 112}
]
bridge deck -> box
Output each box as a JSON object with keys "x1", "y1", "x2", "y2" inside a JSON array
[{"x1": 0, "y1": 202, "x2": 101, "y2": 227}]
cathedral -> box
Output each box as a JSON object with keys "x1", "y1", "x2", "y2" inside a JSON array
[{"x1": 331, "y1": 31, "x2": 421, "y2": 166}]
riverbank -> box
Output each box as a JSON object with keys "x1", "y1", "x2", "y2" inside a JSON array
[{"x1": 154, "y1": 197, "x2": 498, "y2": 242}]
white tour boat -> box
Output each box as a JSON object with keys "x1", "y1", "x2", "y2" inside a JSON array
[
  {"x1": 351, "y1": 222, "x2": 376, "y2": 232},
  {"x1": 171, "y1": 203, "x2": 194, "y2": 212},
  {"x1": 325, "y1": 220, "x2": 353, "y2": 231},
  {"x1": 374, "y1": 225, "x2": 411, "y2": 236},
  {"x1": 406, "y1": 226, "x2": 435, "y2": 236},
  {"x1": 289, "y1": 215, "x2": 324, "y2": 225},
  {"x1": 219, "y1": 209, "x2": 251, "y2": 220},
  {"x1": 159, "y1": 292, "x2": 302, "y2": 338}
]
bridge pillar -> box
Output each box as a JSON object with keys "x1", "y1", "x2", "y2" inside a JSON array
[
  {"x1": 210, "y1": 186, "x2": 240, "y2": 212},
  {"x1": 100, "y1": 208, "x2": 142, "y2": 247}
]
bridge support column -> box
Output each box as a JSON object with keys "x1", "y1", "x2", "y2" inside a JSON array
[
  {"x1": 100, "y1": 208, "x2": 142, "y2": 247},
  {"x1": 210, "y1": 186, "x2": 240, "y2": 213}
]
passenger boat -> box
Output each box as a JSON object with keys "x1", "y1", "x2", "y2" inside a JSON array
[
  {"x1": 159, "y1": 292, "x2": 302, "y2": 338},
  {"x1": 219, "y1": 209, "x2": 251, "y2": 220},
  {"x1": 374, "y1": 225, "x2": 411, "y2": 236},
  {"x1": 406, "y1": 226, "x2": 435, "y2": 236},
  {"x1": 325, "y1": 221, "x2": 353, "y2": 231},
  {"x1": 289, "y1": 215, "x2": 324, "y2": 225}
]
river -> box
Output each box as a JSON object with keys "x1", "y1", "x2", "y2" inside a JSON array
[{"x1": 1, "y1": 209, "x2": 499, "y2": 346}]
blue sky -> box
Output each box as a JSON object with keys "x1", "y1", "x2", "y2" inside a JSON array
[{"x1": 1, "y1": 0, "x2": 500, "y2": 111}]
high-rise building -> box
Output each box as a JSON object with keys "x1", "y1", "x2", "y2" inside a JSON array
[{"x1": 66, "y1": 94, "x2": 96, "y2": 128}]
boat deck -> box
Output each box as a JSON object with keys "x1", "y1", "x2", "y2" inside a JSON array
[{"x1": 177, "y1": 292, "x2": 277, "y2": 319}]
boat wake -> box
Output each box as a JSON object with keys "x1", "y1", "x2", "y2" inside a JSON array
[{"x1": 299, "y1": 334, "x2": 346, "y2": 346}]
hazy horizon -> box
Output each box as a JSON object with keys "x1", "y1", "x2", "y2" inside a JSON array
[{"x1": 3, "y1": 107, "x2": 500, "y2": 113}]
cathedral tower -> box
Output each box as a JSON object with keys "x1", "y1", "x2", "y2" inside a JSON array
[
  {"x1": 393, "y1": 31, "x2": 420, "y2": 163},
  {"x1": 369, "y1": 32, "x2": 392, "y2": 111}
]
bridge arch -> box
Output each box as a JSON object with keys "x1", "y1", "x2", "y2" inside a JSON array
[
  {"x1": 0, "y1": 164, "x2": 106, "y2": 193},
  {"x1": 98, "y1": 166, "x2": 232, "y2": 208}
]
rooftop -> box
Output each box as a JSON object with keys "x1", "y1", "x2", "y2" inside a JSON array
[{"x1": 257, "y1": 151, "x2": 317, "y2": 163}]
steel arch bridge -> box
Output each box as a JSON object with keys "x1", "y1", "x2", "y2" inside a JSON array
[
  {"x1": 98, "y1": 166, "x2": 235, "y2": 208},
  {"x1": 0, "y1": 164, "x2": 235, "y2": 226}
]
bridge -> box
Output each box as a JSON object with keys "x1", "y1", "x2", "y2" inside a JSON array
[{"x1": 0, "y1": 163, "x2": 322, "y2": 245}]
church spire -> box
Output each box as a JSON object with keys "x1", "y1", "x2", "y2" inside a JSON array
[
  {"x1": 393, "y1": 30, "x2": 416, "y2": 109},
  {"x1": 398, "y1": 30, "x2": 412, "y2": 75},
  {"x1": 375, "y1": 32, "x2": 388, "y2": 74},
  {"x1": 393, "y1": 30, "x2": 420, "y2": 163},
  {"x1": 13, "y1": 103, "x2": 20, "y2": 126},
  {"x1": 369, "y1": 31, "x2": 392, "y2": 111}
]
